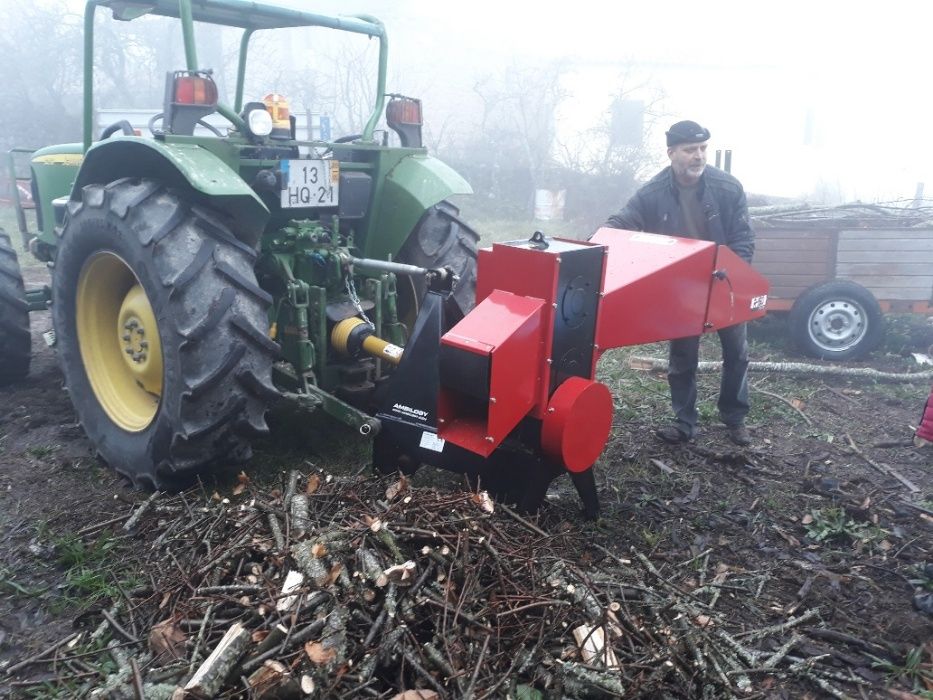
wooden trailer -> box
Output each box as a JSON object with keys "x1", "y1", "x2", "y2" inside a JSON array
[{"x1": 752, "y1": 226, "x2": 933, "y2": 360}]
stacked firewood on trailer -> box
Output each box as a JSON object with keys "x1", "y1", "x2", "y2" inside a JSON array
[{"x1": 750, "y1": 200, "x2": 933, "y2": 228}]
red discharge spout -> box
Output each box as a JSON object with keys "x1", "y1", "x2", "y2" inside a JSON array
[{"x1": 591, "y1": 227, "x2": 769, "y2": 354}]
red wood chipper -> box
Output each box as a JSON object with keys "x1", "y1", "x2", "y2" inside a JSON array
[{"x1": 373, "y1": 228, "x2": 769, "y2": 518}]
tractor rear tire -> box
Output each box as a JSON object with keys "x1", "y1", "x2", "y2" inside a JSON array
[
  {"x1": 52, "y1": 178, "x2": 280, "y2": 489},
  {"x1": 788, "y1": 280, "x2": 884, "y2": 361},
  {"x1": 396, "y1": 200, "x2": 480, "y2": 321},
  {"x1": 0, "y1": 229, "x2": 31, "y2": 386}
]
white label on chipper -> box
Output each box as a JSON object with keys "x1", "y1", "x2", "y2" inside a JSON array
[
  {"x1": 750, "y1": 294, "x2": 768, "y2": 311},
  {"x1": 419, "y1": 431, "x2": 446, "y2": 452},
  {"x1": 631, "y1": 232, "x2": 676, "y2": 245}
]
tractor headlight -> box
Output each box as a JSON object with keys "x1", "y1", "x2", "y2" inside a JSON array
[{"x1": 246, "y1": 107, "x2": 274, "y2": 137}]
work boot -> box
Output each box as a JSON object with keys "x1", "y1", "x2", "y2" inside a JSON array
[
  {"x1": 726, "y1": 424, "x2": 751, "y2": 446},
  {"x1": 656, "y1": 425, "x2": 692, "y2": 444}
]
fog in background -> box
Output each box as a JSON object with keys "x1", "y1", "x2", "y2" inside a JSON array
[
  {"x1": 303, "y1": 0, "x2": 932, "y2": 204},
  {"x1": 2, "y1": 0, "x2": 931, "y2": 220}
]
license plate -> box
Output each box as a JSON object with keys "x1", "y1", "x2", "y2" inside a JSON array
[{"x1": 280, "y1": 160, "x2": 339, "y2": 208}]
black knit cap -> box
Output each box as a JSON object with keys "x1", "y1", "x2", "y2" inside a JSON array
[{"x1": 666, "y1": 120, "x2": 711, "y2": 147}]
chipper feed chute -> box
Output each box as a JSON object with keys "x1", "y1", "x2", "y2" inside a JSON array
[{"x1": 373, "y1": 228, "x2": 769, "y2": 517}]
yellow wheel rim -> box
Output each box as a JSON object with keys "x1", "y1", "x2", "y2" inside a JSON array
[{"x1": 76, "y1": 252, "x2": 163, "y2": 432}]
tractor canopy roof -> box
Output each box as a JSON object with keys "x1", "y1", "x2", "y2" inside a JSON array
[
  {"x1": 91, "y1": 0, "x2": 384, "y2": 36},
  {"x1": 82, "y1": 0, "x2": 388, "y2": 148}
]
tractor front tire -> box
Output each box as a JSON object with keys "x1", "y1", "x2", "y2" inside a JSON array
[
  {"x1": 397, "y1": 200, "x2": 480, "y2": 321},
  {"x1": 0, "y1": 230, "x2": 31, "y2": 386},
  {"x1": 52, "y1": 179, "x2": 279, "y2": 489}
]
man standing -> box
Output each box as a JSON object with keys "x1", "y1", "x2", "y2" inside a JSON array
[{"x1": 603, "y1": 120, "x2": 755, "y2": 446}]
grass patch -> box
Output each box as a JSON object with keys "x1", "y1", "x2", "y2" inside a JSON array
[
  {"x1": 49, "y1": 533, "x2": 137, "y2": 612},
  {"x1": 26, "y1": 444, "x2": 57, "y2": 459},
  {"x1": 882, "y1": 314, "x2": 933, "y2": 355},
  {"x1": 803, "y1": 507, "x2": 887, "y2": 548},
  {"x1": 870, "y1": 646, "x2": 933, "y2": 696}
]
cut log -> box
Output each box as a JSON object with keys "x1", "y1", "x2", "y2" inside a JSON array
[
  {"x1": 182, "y1": 623, "x2": 251, "y2": 698},
  {"x1": 572, "y1": 624, "x2": 620, "y2": 669},
  {"x1": 381, "y1": 561, "x2": 417, "y2": 586},
  {"x1": 276, "y1": 570, "x2": 304, "y2": 612},
  {"x1": 292, "y1": 541, "x2": 330, "y2": 587},
  {"x1": 247, "y1": 660, "x2": 300, "y2": 699},
  {"x1": 290, "y1": 494, "x2": 310, "y2": 535}
]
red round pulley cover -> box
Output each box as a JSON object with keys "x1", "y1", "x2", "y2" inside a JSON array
[{"x1": 541, "y1": 377, "x2": 613, "y2": 473}]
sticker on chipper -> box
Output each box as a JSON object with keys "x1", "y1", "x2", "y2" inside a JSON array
[
  {"x1": 419, "y1": 431, "x2": 446, "y2": 452},
  {"x1": 392, "y1": 403, "x2": 428, "y2": 421},
  {"x1": 383, "y1": 344, "x2": 404, "y2": 360},
  {"x1": 630, "y1": 232, "x2": 676, "y2": 245},
  {"x1": 750, "y1": 294, "x2": 768, "y2": 311}
]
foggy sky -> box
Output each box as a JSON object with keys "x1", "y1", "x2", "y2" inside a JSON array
[
  {"x1": 287, "y1": 0, "x2": 933, "y2": 203},
  {"x1": 65, "y1": 0, "x2": 933, "y2": 202}
]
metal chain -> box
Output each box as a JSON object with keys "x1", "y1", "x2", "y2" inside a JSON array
[{"x1": 345, "y1": 274, "x2": 374, "y2": 329}]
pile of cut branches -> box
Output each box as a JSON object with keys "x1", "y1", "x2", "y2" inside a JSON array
[{"x1": 3, "y1": 469, "x2": 907, "y2": 698}]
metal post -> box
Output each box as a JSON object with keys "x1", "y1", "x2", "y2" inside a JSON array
[
  {"x1": 351, "y1": 14, "x2": 387, "y2": 143},
  {"x1": 178, "y1": 0, "x2": 199, "y2": 71},
  {"x1": 724, "y1": 150, "x2": 732, "y2": 174},
  {"x1": 234, "y1": 29, "x2": 254, "y2": 114},
  {"x1": 83, "y1": 2, "x2": 99, "y2": 152},
  {"x1": 715, "y1": 150, "x2": 721, "y2": 169}
]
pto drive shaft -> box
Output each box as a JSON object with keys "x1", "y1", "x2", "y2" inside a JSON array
[{"x1": 331, "y1": 317, "x2": 404, "y2": 365}]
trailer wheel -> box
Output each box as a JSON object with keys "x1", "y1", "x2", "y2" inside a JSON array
[
  {"x1": 52, "y1": 178, "x2": 279, "y2": 489},
  {"x1": 0, "y1": 229, "x2": 31, "y2": 385},
  {"x1": 396, "y1": 200, "x2": 480, "y2": 323},
  {"x1": 788, "y1": 280, "x2": 884, "y2": 361}
]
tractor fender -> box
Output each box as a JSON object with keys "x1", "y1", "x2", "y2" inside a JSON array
[
  {"x1": 28, "y1": 143, "x2": 85, "y2": 241},
  {"x1": 72, "y1": 139, "x2": 269, "y2": 247},
  {"x1": 363, "y1": 153, "x2": 472, "y2": 259}
]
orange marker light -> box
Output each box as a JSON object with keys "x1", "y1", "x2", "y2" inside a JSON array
[{"x1": 263, "y1": 93, "x2": 291, "y2": 129}]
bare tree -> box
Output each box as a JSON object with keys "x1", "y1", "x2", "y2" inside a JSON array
[
  {"x1": 0, "y1": 1, "x2": 84, "y2": 149},
  {"x1": 470, "y1": 59, "x2": 569, "y2": 190},
  {"x1": 555, "y1": 70, "x2": 668, "y2": 181}
]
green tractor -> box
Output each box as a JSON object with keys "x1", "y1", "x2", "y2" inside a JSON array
[{"x1": 5, "y1": 0, "x2": 480, "y2": 489}]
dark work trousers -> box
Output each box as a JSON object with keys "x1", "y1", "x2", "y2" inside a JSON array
[{"x1": 667, "y1": 323, "x2": 749, "y2": 438}]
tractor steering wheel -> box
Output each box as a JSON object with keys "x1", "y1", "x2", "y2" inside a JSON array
[
  {"x1": 147, "y1": 112, "x2": 225, "y2": 138},
  {"x1": 100, "y1": 120, "x2": 136, "y2": 139}
]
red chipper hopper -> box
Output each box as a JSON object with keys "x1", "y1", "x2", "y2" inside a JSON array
[{"x1": 374, "y1": 228, "x2": 768, "y2": 517}]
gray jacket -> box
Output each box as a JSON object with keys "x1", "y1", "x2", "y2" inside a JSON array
[{"x1": 604, "y1": 165, "x2": 754, "y2": 262}]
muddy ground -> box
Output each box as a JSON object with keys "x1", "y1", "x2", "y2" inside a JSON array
[{"x1": 0, "y1": 264, "x2": 931, "y2": 698}]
